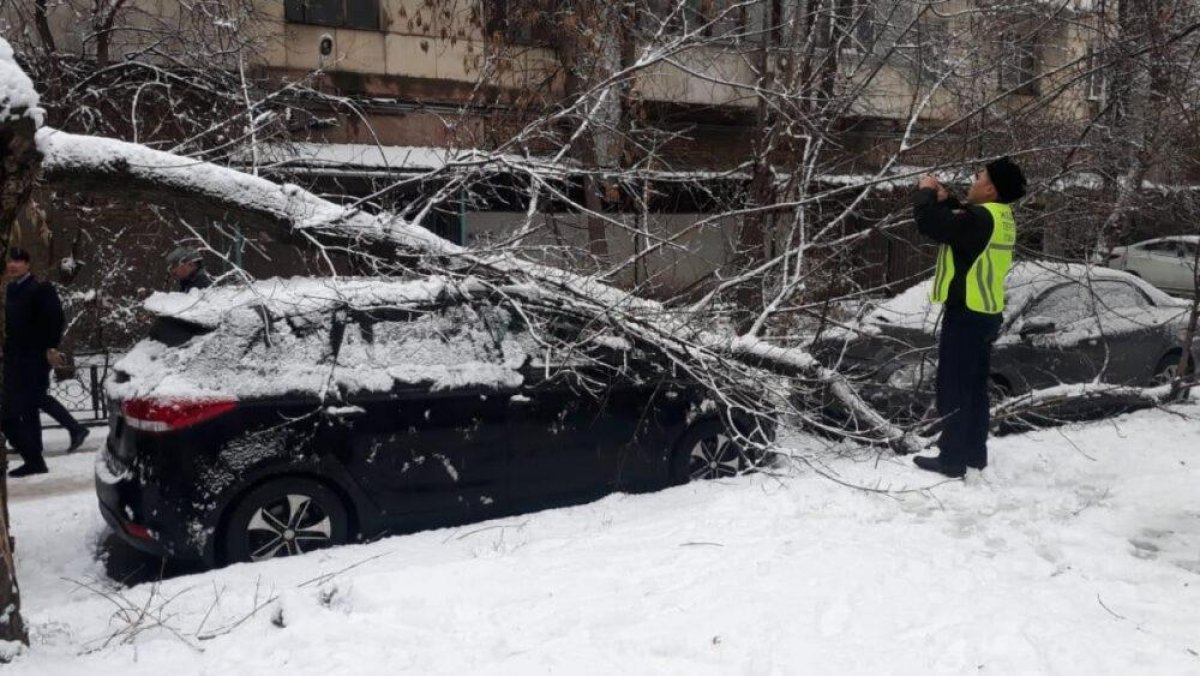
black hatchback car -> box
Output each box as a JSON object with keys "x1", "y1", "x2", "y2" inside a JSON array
[{"x1": 97, "y1": 276, "x2": 766, "y2": 566}]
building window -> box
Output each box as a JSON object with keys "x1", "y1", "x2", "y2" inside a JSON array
[
  {"x1": 485, "y1": 0, "x2": 549, "y2": 45},
  {"x1": 854, "y1": 2, "x2": 877, "y2": 49},
  {"x1": 284, "y1": 0, "x2": 380, "y2": 30},
  {"x1": 1000, "y1": 31, "x2": 1040, "y2": 95},
  {"x1": 648, "y1": 0, "x2": 750, "y2": 39},
  {"x1": 917, "y1": 19, "x2": 948, "y2": 79},
  {"x1": 835, "y1": 0, "x2": 877, "y2": 52},
  {"x1": 896, "y1": 18, "x2": 948, "y2": 83},
  {"x1": 1085, "y1": 44, "x2": 1107, "y2": 102}
]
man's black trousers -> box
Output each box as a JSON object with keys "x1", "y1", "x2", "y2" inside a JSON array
[
  {"x1": 2, "y1": 357, "x2": 51, "y2": 469},
  {"x1": 935, "y1": 305, "x2": 1002, "y2": 470},
  {"x1": 41, "y1": 392, "x2": 85, "y2": 435}
]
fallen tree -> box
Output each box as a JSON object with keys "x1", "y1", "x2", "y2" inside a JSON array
[{"x1": 39, "y1": 127, "x2": 921, "y2": 454}]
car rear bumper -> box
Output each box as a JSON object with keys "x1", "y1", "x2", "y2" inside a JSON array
[
  {"x1": 96, "y1": 474, "x2": 172, "y2": 559},
  {"x1": 94, "y1": 446, "x2": 214, "y2": 564}
]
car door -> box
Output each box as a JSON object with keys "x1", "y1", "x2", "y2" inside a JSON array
[
  {"x1": 344, "y1": 388, "x2": 510, "y2": 524},
  {"x1": 506, "y1": 367, "x2": 627, "y2": 504},
  {"x1": 1086, "y1": 280, "x2": 1161, "y2": 384},
  {"x1": 506, "y1": 353, "x2": 678, "y2": 505},
  {"x1": 1132, "y1": 240, "x2": 1182, "y2": 290},
  {"x1": 334, "y1": 306, "x2": 514, "y2": 527},
  {"x1": 1002, "y1": 282, "x2": 1109, "y2": 390},
  {"x1": 1181, "y1": 240, "x2": 1200, "y2": 295},
  {"x1": 1163, "y1": 239, "x2": 1198, "y2": 294}
]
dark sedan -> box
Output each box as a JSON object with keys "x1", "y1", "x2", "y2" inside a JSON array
[
  {"x1": 97, "y1": 277, "x2": 767, "y2": 566},
  {"x1": 815, "y1": 261, "x2": 1197, "y2": 425}
]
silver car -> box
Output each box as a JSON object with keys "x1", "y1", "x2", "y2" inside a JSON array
[{"x1": 1103, "y1": 236, "x2": 1198, "y2": 297}]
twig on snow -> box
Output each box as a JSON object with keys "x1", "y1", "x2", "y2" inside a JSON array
[{"x1": 1097, "y1": 593, "x2": 1126, "y2": 621}]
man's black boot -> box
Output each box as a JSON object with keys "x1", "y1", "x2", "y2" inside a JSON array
[
  {"x1": 67, "y1": 427, "x2": 90, "y2": 453},
  {"x1": 9, "y1": 462, "x2": 49, "y2": 478},
  {"x1": 913, "y1": 455, "x2": 966, "y2": 478}
]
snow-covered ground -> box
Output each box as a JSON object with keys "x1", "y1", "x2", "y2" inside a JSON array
[{"x1": 6, "y1": 406, "x2": 1200, "y2": 674}]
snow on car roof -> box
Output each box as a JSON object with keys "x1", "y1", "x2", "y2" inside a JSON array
[
  {"x1": 117, "y1": 278, "x2": 533, "y2": 401},
  {"x1": 144, "y1": 275, "x2": 484, "y2": 328},
  {"x1": 867, "y1": 260, "x2": 1178, "y2": 333}
]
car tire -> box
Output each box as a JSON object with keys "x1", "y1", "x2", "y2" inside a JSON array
[
  {"x1": 1152, "y1": 351, "x2": 1193, "y2": 386},
  {"x1": 987, "y1": 376, "x2": 1011, "y2": 408},
  {"x1": 988, "y1": 376, "x2": 1030, "y2": 434},
  {"x1": 671, "y1": 416, "x2": 764, "y2": 484},
  {"x1": 222, "y1": 477, "x2": 350, "y2": 564}
]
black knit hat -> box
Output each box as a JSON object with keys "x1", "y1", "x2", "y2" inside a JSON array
[
  {"x1": 985, "y1": 157, "x2": 1027, "y2": 204},
  {"x1": 8, "y1": 247, "x2": 31, "y2": 262}
]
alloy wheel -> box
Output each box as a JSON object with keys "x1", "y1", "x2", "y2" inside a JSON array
[
  {"x1": 688, "y1": 434, "x2": 743, "y2": 481},
  {"x1": 1152, "y1": 362, "x2": 1179, "y2": 386},
  {"x1": 245, "y1": 493, "x2": 334, "y2": 561}
]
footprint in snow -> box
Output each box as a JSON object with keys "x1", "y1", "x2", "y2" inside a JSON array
[
  {"x1": 1128, "y1": 522, "x2": 1200, "y2": 572},
  {"x1": 1129, "y1": 530, "x2": 1165, "y2": 560}
]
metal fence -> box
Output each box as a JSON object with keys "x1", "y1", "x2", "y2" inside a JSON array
[{"x1": 44, "y1": 355, "x2": 112, "y2": 429}]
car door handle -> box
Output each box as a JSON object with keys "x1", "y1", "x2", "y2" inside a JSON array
[{"x1": 324, "y1": 405, "x2": 366, "y2": 418}]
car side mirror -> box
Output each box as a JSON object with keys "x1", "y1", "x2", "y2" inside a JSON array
[{"x1": 1019, "y1": 316, "x2": 1056, "y2": 338}]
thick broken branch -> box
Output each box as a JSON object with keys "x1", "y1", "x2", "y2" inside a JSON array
[{"x1": 990, "y1": 382, "x2": 1186, "y2": 427}]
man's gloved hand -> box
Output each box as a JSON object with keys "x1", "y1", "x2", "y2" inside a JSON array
[
  {"x1": 918, "y1": 175, "x2": 951, "y2": 202},
  {"x1": 46, "y1": 348, "x2": 66, "y2": 369}
]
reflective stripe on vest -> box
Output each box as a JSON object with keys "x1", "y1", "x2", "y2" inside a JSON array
[{"x1": 929, "y1": 202, "x2": 1017, "y2": 314}]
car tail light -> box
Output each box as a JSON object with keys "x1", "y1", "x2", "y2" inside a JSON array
[
  {"x1": 121, "y1": 396, "x2": 237, "y2": 433},
  {"x1": 124, "y1": 522, "x2": 155, "y2": 541}
]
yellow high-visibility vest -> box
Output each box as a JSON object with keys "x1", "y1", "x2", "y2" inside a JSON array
[{"x1": 929, "y1": 202, "x2": 1017, "y2": 314}]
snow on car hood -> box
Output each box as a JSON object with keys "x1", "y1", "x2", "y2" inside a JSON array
[{"x1": 111, "y1": 277, "x2": 535, "y2": 401}]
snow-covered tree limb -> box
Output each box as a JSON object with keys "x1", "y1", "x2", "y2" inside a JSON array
[{"x1": 38, "y1": 126, "x2": 923, "y2": 453}]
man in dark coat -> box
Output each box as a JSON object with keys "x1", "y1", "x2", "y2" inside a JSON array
[
  {"x1": 167, "y1": 247, "x2": 212, "y2": 292},
  {"x1": 911, "y1": 158, "x2": 1026, "y2": 478},
  {"x1": 3, "y1": 247, "x2": 66, "y2": 477}
]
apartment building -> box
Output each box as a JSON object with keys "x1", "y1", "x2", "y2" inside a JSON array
[{"x1": 4, "y1": 0, "x2": 1113, "y2": 303}]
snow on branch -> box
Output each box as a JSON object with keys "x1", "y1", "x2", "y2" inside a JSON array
[
  {"x1": 0, "y1": 38, "x2": 42, "y2": 126},
  {"x1": 990, "y1": 381, "x2": 1185, "y2": 425},
  {"x1": 37, "y1": 128, "x2": 456, "y2": 256}
]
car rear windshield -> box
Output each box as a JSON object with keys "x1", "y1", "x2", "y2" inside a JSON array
[{"x1": 149, "y1": 317, "x2": 212, "y2": 347}]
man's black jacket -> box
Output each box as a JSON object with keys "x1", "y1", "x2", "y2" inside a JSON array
[
  {"x1": 5, "y1": 275, "x2": 65, "y2": 357},
  {"x1": 180, "y1": 268, "x2": 213, "y2": 293},
  {"x1": 913, "y1": 188, "x2": 995, "y2": 309}
]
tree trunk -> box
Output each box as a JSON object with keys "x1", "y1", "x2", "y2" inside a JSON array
[
  {"x1": 733, "y1": 19, "x2": 778, "y2": 332},
  {"x1": 0, "y1": 113, "x2": 41, "y2": 650}
]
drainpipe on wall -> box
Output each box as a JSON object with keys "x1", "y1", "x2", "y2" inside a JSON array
[{"x1": 458, "y1": 188, "x2": 468, "y2": 246}]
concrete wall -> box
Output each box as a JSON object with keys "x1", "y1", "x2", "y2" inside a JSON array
[{"x1": 464, "y1": 211, "x2": 735, "y2": 295}]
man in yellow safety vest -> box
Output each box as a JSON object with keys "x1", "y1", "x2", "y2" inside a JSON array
[{"x1": 912, "y1": 157, "x2": 1026, "y2": 478}]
